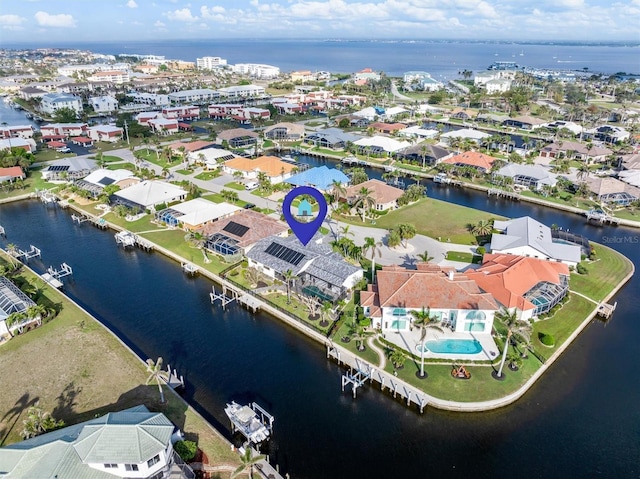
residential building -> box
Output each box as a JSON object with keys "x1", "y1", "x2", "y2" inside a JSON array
[
  {"x1": 490, "y1": 216, "x2": 582, "y2": 266},
  {"x1": 41, "y1": 157, "x2": 98, "y2": 181},
  {"x1": 246, "y1": 235, "x2": 363, "y2": 302},
  {"x1": 57, "y1": 63, "x2": 130, "y2": 76},
  {"x1": 466, "y1": 253, "x2": 570, "y2": 321},
  {"x1": 345, "y1": 179, "x2": 404, "y2": 211},
  {"x1": 441, "y1": 151, "x2": 496, "y2": 173},
  {"x1": 502, "y1": 115, "x2": 546, "y2": 130},
  {"x1": 129, "y1": 92, "x2": 170, "y2": 107},
  {"x1": 360, "y1": 263, "x2": 499, "y2": 334},
  {"x1": 440, "y1": 128, "x2": 491, "y2": 146},
  {"x1": 369, "y1": 122, "x2": 407, "y2": 135},
  {"x1": 485, "y1": 78, "x2": 512, "y2": 94},
  {"x1": 286, "y1": 166, "x2": 350, "y2": 192},
  {"x1": 217, "y1": 85, "x2": 266, "y2": 98},
  {"x1": 201, "y1": 209, "x2": 289, "y2": 259},
  {"x1": 155, "y1": 198, "x2": 240, "y2": 229},
  {"x1": 353, "y1": 68, "x2": 380, "y2": 82},
  {"x1": 167, "y1": 89, "x2": 219, "y2": 104},
  {"x1": 75, "y1": 168, "x2": 139, "y2": 198},
  {"x1": 135, "y1": 111, "x2": 162, "y2": 126},
  {"x1": 87, "y1": 125, "x2": 124, "y2": 143},
  {"x1": 264, "y1": 122, "x2": 305, "y2": 141},
  {"x1": 87, "y1": 70, "x2": 130, "y2": 84},
  {"x1": 223, "y1": 155, "x2": 296, "y2": 184},
  {"x1": 0, "y1": 166, "x2": 26, "y2": 183},
  {"x1": 587, "y1": 177, "x2": 640, "y2": 206},
  {"x1": 40, "y1": 93, "x2": 83, "y2": 116},
  {"x1": 111, "y1": 180, "x2": 187, "y2": 212},
  {"x1": 0, "y1": 276, "x2": 36, "y2": 339},
  {"x1": 0, "y1": 125, "x2": 34, "y2": 139},
  {"x1": 18, "y1": 86, "x2": 47, "y2": 100},
  {"x1": 397, "y1": 126, "x2": 439, "y2": 140},
  {"x1": 188, "y1": 148, "x2": 235, "y2": 169},
  {"x1": 539, "y1": 141, "x2": 613, "y2": 163},
  {"x1": 304, "y1": 128, "x2": 360, "y2": 150},
  {"x1": 403, "y1": 71, "x2": 443, "y2": 91},
  {"x1": 395, "y1": 143, "x2": 452, "y2": 166},
  {"x1": 586, "y1": 125, "x2": 630, "y2": 144},
  {"x1": 353, "y1": 136, "x2": 411, "y2": 155},
  {"x1": 0, "y1": 138, "x2": 35, "y2": 153},
  {"x1": 231, "y1": 63, "x2": 280, "y2": 78},
  {"x1": 41, "y1": 123, "x2": 88, "y2": 138},
  {"x1": 493, "y1": 163, "x2": 558, "y2": 191},
  {"x1": 162, "y1": 106, "x2": 201, "y2": 120},
  {"x1": 196, "y1": 56, "x2": 228, "y2": 69},
  {"x1": 168, "y1": 140, "x2": 216, "y2": 156},
  {"x1": 148, "y1": 118, "x2": 179, "y2": 135},
  {"x1": 0, "y1": 405, "x2": 194, "y2": 479},
  {"x1": 217, "y1": 128, "x2": 259, "y2": 149},
  {"x1": 89, "y1": 95, "x2": 119, "y2": 114},
  {"x1": 290, "y1": 70, "x2": 314, "y2": 82}
]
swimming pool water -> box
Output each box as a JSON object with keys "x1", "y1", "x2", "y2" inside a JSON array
[{"x1": 416, "y1": 338, "x2": 483, "y2": 354}]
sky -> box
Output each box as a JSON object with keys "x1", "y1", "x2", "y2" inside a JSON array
[{"x1": 0, "y1": 0, "x2": 639, "y2": 44}]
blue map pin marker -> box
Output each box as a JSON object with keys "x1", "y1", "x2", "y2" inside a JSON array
[{"x1": 282, "y1": 186, "x2": 328, "y2": 246}]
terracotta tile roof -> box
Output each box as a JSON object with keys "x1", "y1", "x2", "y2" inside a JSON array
[
  {"x1": 443, "y1": 151, "x2": 496, "y2": 170},
  {"x1": 465, "y1": 253, "x2": 569, "y2": 311},
  {"x1": 361, "y1": 263, "x2": 498, "y2": 313},
  {"x1": 224, "y1": 155, "x2": 297, "y2": 178},
  {"x1": 370, "y1": 122, "x2": 407, "y2": 132},
  {"x1": 345, "y1": 179, "x2": 403, "y2": 205},
  {"x1": 197, "y1": 209, "x2": 288, "y2": 249},
  {"x1": 0, "y1": 166, "x2": 25, "y2": 178}
]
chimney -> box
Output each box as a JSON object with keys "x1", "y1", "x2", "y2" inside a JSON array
[{"x1": 448, "y1": 270, "x2": 455, "y2": 281}]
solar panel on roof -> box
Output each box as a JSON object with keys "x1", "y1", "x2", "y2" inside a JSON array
[
  {"x1": 98, "y1": 177, "x2": 115, "y2": 186},
  {"x1": 223, "y1": 221, "x2": 249, "y2": 237},
  {"x1": 48, "y1": 165, "x2": 70, "y2": 172},
  {"x1": 265, "y1": 242, "x2": 305, "y2": 266}
]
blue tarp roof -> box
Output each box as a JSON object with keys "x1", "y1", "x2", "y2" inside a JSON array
[{"x1": 286, "y1": 166, "x2": 350, "y2": 191}]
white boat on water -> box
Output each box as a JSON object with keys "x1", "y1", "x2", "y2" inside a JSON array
[
  {"x1": 280, "y1": 154, "x2": 295, "y2": 162},
  {"x1": 433, "y1": 173, "x2": 451, "y2": 184},
  {"x1": 225, "y1": 401, "x2": 273, "y2": 444}
]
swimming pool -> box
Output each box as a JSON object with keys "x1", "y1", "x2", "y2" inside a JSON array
[{"x1": 416, "y1": 338, "x2": 483, "y2": 355}]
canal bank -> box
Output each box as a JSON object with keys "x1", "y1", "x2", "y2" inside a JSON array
[{"x1": 8, "y1": 196, "x2": 633, "y2": 414}]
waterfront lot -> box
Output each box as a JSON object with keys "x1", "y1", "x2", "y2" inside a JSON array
[{"x1": 0, "y1": 259, "x2": 240, "y2": 471}]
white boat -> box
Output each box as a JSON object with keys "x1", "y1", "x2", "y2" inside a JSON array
[
  {"x1": 224, "y1": 401, "x2": 273, "y2": 444},
  {"x1": 433, "y1": 173, "x2": 451, "y2": 184},
  {"x1": 280, "y1": 154, "x2": 295, "y2": 162}
]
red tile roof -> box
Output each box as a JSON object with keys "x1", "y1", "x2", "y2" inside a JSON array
[
  {"x1": 169, "y1": 141, "x2": 215, "y2": 153},
  {"x1": 0, "y1": 166, "x2": 25, "y2": 179},
  {"x1": 442, "y1": 151, "x2": 496, "y2": 170},
  {"x1": 465, "y1": 253, "x2": 569, "y2": 311},
  {"x1": 345, "y1": 179, "x2": 403, "y2": 205},
  {"x1": 361, "y1": 263, "x2": 498, "y2": 316}
]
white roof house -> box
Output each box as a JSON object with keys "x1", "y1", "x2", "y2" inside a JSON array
[
  {"x1": 352, "y1": 107, "x2": 379, "y2": 120},
  {"x1": 490, "y1": 216, "x2": 582, "y2": 266},
  {"x1": 157, "y1": 198, "x2": 241, "y2": 229},
  {"x1": 188, "y1": 148, "x2": 236, "y2": 168},
  {"x1": 440, "y1": 128, "x2": 491, "y2": 143},
  {"x1": 398, "y1": 126, "x2": 438, "y2": 139},
  {"x1": 354, "y1": 136, "x2": 411, "y2": 153},
  {"x1": 112, "y1": 180, "x2": 187, "y2": 211},
  {"x1": 618, "y1": 170, "x2": 640, "y2": 188},
  {"x1": 383, "y1": 106, "x2": 408, "y2": 120},
  {"x1": 0, "y1": 405, "x2": 189, "y2": 479},
  {"x1": 494, "y1": 164, "x2": 558, "y2": 191}
]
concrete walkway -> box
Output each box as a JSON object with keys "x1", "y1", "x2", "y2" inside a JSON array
[{"x1": 367, "y1": 336, "x2": 387, "y2": 369}]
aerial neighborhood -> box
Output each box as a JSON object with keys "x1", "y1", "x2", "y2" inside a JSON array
[{"x1": 0, "y1": 45, "x2": 637, "y2": 478}]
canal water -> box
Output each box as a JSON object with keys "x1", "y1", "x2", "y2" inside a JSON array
[{"x1": 1, "y1": 185, "x2": 638, "y2": 478}]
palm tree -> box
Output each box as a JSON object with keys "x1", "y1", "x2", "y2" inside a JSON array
[
  {"x1": 577, "y1": 163, "x2": 590, "y2": 182},
  {"x1": 386, "y1": 347, "x2": 406, "y2": 372},
  {"x1": 495, "y1": 308, "x2": 533, "y2": 378},
  {"x1": 282, "y1": 269, "x2": 298, "y2": 304},
  {"x1": 471, "y1": 219, "x2": 493, "y2": 237},
  {"x1": 397, "y1": 223, "x2": 416, "y2": 248},
  {"x1": 5, "y1": 311, "x2": 27, "y2": 336},
  {"x1": 319, "y1": 301, "x2": 334, "y2": 327},
  {"x1": 338, "y1": 224, "x2": 354, "y2": 241},
  {"x1": 416, "y1": 250, "x2": 434, "y2": 263},
  {"x1": 26, "y1": 304, "x2": 46, "y2": 327},
  {"x1": 145, "y1": 357, "x2": 170, "y2": 403},
  {"x1": 231, "y1": 447, "x2": 266, "y2": 479},
  {"x1": 330, "y1": 179, "x2": 347, "y2": 212},
  {"x1": 362, "y1": 236, "x2": 382, "y2": 283},
  {"x1": 354, "y1": 187, "x2": 375, "y2": 222},
  {"x1": 20, "y1": 402, "x2": 65, "y2": 439},
  {"x1": 410, "y1": 307, "x2": 444, "y2": 378}
]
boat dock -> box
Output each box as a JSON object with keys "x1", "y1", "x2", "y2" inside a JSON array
[
  {"x1": 115, "y1": 231, "x2": 154, "y2": 251},
  {"x1": 16, "y1": 245, "x2": 41, "y2": 261},
  {"x1": 181, "y1": 262, "x2": 198, "y2": 275},
  {"x1": 210, "y1": 285, "x2": 261, "y2": 313},
  {"x1": 225, "y1": 401, "x2": 274, "y2": 445},
  {"x1": 37, "y1": 190, "x2": 59, "y2": 205},
  {"x1": 161, "y1": 363, "x2": 185, "y2": 390},
  {"x1": 327, "y1": 343, "x2": 430, "y2": 413},
  {"x1": 586, "y1": 209, "x2": 619, "y2": 225},
  {"x1": 41, "y1": 273, "x2": 63, "y2": 289},
  {"x1": 597, "y1": 301, "x2": 617, "y2": 320},
  {"x1": 0, "y1": 225, "x2": 5, "y2": 236},
  {"x1": 47, "y1": 263, "x2": 73, "y2": 282},
  {"x1": 488, "y1": 188, "x2": 520, "y2": 200}
]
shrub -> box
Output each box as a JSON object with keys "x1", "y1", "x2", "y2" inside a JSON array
[
  {"x1": 476, "y1": 246, "x2": 486, "y2": 255},
  {"x1": 576, "y1": 263, "x2": 588, "y2": 275},
  {"x1": 174, "y1": 440, "x2": 198, "y2": 462},
  {"x1": 538, "y1": 332, "x2": 555, "y2": 347}
]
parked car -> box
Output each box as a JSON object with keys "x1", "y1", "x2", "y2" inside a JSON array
[
  {"x1": 245, "y1": 181, "x2": 259, "y2": 190},
  {"x1": 56, "y1": 147, "x2": 71, "y2": 153},
  {"x1": 243, "y1": 203, "x2": 256, "y2": 209}
]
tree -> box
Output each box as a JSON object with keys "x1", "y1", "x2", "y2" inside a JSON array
[
  {"x1": 231, "y1": 447, "x2": 266, "y2": 479},
  {"x1": 52, "y1": 107, "x2": 78, "y2": 123},
  {"x1": 396, "y1": 223, "x2": 416, "y2": 248},
  {"x1": 410, "y1": 307, "x2": 444, "y2": 378},
  {"x1": 349, "y1": 321, "x2": 368, "y2": 351},
  {"x1": 145, "y1": 357, "x2": 170, "y2": 403},
  {"x1": 282, "y1": 269, "x2": 298, "y2": 304},
  {"x1": 349, "y1": 167, "x2": 368, "y2": 186},
  {"x1": 386, "y1": 347, "x2": 406, "y2": 371},
  {"x1": 416, "y1": 250, "x2": 434, "y2": 263},
  {"x1": 233, "y1": 170, "x2": 244, "y2": 183},
  {"x1": 319, "y1": 301, "x2": 334, "y2": 327},
  {"x1": 495, "y1": 308, "x2": 533, "y2": 378},
  {"x1": 20, "y1": 402, "x2": 65, "y2": 439},
  {"x1": 243, "y1": 267, "x2": 262, "y2": 288},
  {"x1": 471, "y1": 219, "x2": 493, "y2": 237},
  {"x1": 387, "y1": 228, "x2": 402, "y2": 248},
  {"x1": 354, "y1": 187, "x2": 375, "y2": 222},
  {"x1": 330, "y1": 179, "x2": 347, "y2": 212},
  {"x1": 362, "y1": 236, "x2": 382, "y2": 283},
  {"x1": 5, "y1": 311, "x2": 27, "y2": 335}
]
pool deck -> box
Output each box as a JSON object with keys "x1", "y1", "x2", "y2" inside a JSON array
[{"x1": 382, "y1": 329, "x2": 499, "y2": 362}]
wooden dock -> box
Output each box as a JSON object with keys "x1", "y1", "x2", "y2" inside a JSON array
[
  {"x1": 209, "y1": 285, "x2": 261, "y2": 313},
  {"x1": 597, "y1": 301, "x2": 617, "y2": 320},
  {"x1": 161, "y1": 363, "x2": 185, "y2": 390},
  {"x1": 586, "y1": 209, "x2": 619, "y2": 225},
  {"x1": 181, "y1": 262, "x2": 198, "y2": 275},
  {"x1": 41, "y1": 272, "x2": 63, "y2": 289},
  {"x1": 488, "y1": 188, "x2": 520, "y2": 200}
]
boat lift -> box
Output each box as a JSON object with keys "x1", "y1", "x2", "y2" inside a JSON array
[{"x1": 47, "y1": 263, "x2": 73, "y2": 281}]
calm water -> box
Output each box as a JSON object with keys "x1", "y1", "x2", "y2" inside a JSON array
[
  {"x1": 5, "y1": 39, "x2": 640, "y2": 77},
  {"x1": 0, "y1": 189, "x2": 638, "y2": 478}
]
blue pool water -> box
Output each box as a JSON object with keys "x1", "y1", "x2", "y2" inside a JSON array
[{"x1": 417, "y1": 339, "x2": 483, "y2": 354}]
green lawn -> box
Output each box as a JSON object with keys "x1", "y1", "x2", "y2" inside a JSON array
[
  {"x1": 101, "y1": 155, "x2": 124, "y2": 163},
  {"x1": 445, "y1": 251, "x2": 483, "y2": 264},
  {"x1": 570, "y1": 245, "x2": 634, "y2": 302},
  {"x1": 374, "y1": 198, "x2": 504, "y2": 244},
  {"x1": 262, "y1": 292, "x2": 333, "y2": 334},
  {"x1": 224, "y1": 182, "x2": 245, "y2": 191},
  {"x1": 520, "y1": 190, "x2": 599, "y2": 211},
  {"x1": 0, "y1": 171, "x2": 57, "y2": 201},
  {"x1": 194, "y1": 170, "x2": 221, "y2": 181}
]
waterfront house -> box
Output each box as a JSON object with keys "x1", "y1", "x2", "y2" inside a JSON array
[
  {"x1": 502, "y1": 115, "x2": 546, "y2": 130},
  {"x1": 286, "y1": 166, "x2": 350, "y2": 192},
  {"x1": 18, "y1": 86, "x2": 47, "y2": 100},
  {"x1": 369, "y1": 122, "x2": 407, "y2": 135},
  {"x1": 223, "y1": 155, "x2": 296, "y2": 184},
  {"x1": 264, "y1": 122, "x2": 305, "y2": 141},
  {"x1": 0, "y1": 276, "x2": 37, "y2": 340},
  {"x1": 490, "y1": 216, "x2": 582, "y2": 266},
  {"x1": 441, "y1": 151, "x2": 496, "y2": 174},
  {"x1": 0, "y1": 166, "x2": 26, "y2": 183},
  {"x1": 87, "y1": 125, "x2": 124, "y2": 143},
  {"x1": 217, "y1": 128, "x2": 259, "y2": 149},
  {"x1": 539, "y1": 140, "x2": 613, "y2": 163},
  {"x1": 344, "y1": 179, "x2": 404, "y2": 212},
  {"x1": 360, "y1": 263, "x2": 498, "y2": 334},
  {"x1": 75, "y1": 168, "x2": 139, "y2": 198},
  {"x1": 396, "y1": 142, "x2": 452, "y2": 166},
  {"x1": 41, "y1": 123, "x2": 88, "y2": 138},
  {"x1": 89, "y1": 95, "x2": 119, "y2": 114},
  {"x1": 585, "y1": 125, "x2": 630, "y2": 144},
  {"x1": 397, "y1": 126, "x2": 439, "y2": 140},
  {"x1": 465, "y1": 253, "x2": 570, "y2": 321},
  {"x1": 0, "y1": 405, "x2": 194, "y2": 479},
  {"x1": 439, "y1": 128, "x2": 491, "y2": 146},
  {"x1": 41, "y1": 157, "x2": 98, "y2": 181},
  {"x1": 304, "y1": 128, "x2": 360, "y2": 150},
  {"x1": 200, "y1": 209, "x2": 289, "y2": 259},
  {"x1": 111, "y1": 180, "x2": 187, "y2": 212},
  {"x1": 246, "y1": 234, "x2": 363, "y2": 302},
  {"x1": 189, "y1": 148, "x2": 236, "y2": 169},
  {"x1": 353, "y1": 136, "x2": 410, "y2": 156},
  {"x1": 0, "y1": 125, "x2": 34, "y2": 140},
  {"x1": 168, "y1": 140, "x2": 216, "y2": 156},
  {"x1": 493, "y1": 163, "x2": 558, "y2": 191},
  {"x1": 586, "y1": 176, "x2": 640, "y2": 206},
  {"x1": 155, "y1": 198, "x2": 241, "y2": 229},
  {"x1": 40, "y1": 92, "x2": 83, "y2": 116},
  {"x1": 449, "y1": 108, "x2": 476, "y2": 121}
]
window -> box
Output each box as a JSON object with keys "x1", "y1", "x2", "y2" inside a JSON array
[
  {"x1": 392, "y1": 308, "x2": 406, "y2": 316},
  {"x1": 125, "y1": 464, "x2": 139, "y2": 471},
  {"x1": 104, "y1": 464, "x2": 118, "y2": 469},
  {"x1": 147, "y1": 454, "x2": 161, "y2": 467}
]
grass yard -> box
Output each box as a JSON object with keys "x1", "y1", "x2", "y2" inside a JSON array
[
  {"x1": 101, "y1": 155, "x2": 124, "y2": 163},
  {"x1": 570, "y1": 244, "x2": 634, "y2": 302},
  {"x1": 0, "y1": 265, "x2": 240, "y2": 471},
  {"x1": 224, "y1": 182, "x2": 245, "y2": 191},
  {"x1": 375, "y1": 198, "x2": 504, "y2": 244},
  {"x1": 194, "y1": 170, "x2": 221, "y2": 181},
  {"x1": 445, "y1": 251, "x2": 483, "y2": 264},
  {"x1": 0, "y1": 171, "x2": 58, "y2": 201}
]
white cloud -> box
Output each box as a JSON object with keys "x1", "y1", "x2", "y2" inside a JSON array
[
  {"x1": 126, "y1": 0, "x2": 138, "y2": 8},
  {"x1": 34, "y1": 11, "x2": 76, "y2": 28},
  {"x1": 165, "y1": 8, "x2": 198, "y2": 22},
  {"x1": 154, "y1": 20, "x2": 166, "y2": 27},
  {"x1": 200, "y1": 5, "x2": 226, "y2": 18},
  {"x1": 0, "y1": 14, "x2": 26, "y2": 26}
]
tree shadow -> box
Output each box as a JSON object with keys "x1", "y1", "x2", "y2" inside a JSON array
[
  {"x1": 51, "y1": 382, "x2": 82, "y2": 421},
  {"x1": 0, "y1": 393, "x2": 40, "y2": 446},
  {"x1": 400, "y1": 253, "x2": 417, "y2": 269}
]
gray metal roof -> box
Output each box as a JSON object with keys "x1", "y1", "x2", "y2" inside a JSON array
[
  {"x1": 495, "y1": 163, "x2": 558, "y2": 185},
  {"x1": 0, "y1": 405, "x2": 175, "y2": 478}
]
